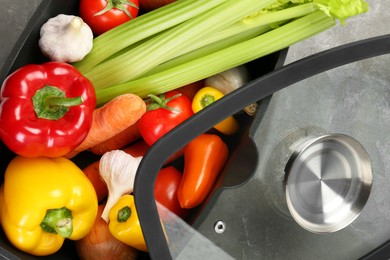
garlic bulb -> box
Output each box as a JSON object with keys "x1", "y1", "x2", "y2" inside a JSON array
[
  {"x1": 39, "y1": 14, "x2": 93, "y2": 63},
  {"x1": 99, "y1": 150, "x2": 143, "y2": 222}
]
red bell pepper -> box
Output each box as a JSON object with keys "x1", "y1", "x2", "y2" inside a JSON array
[{"x1": 0, "y1": 62, "x2": 96, "y2": 157}]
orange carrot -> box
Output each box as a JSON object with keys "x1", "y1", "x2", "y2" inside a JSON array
[
  {"x1": 82, "y1": 161, "x2": 108, "y2": 203},
  {"x1": 66, "y1": 94, "x2": 146, "y2": 158},
  {"x1": 90, "y1": 121, "x2": 141, "y2": 155}
]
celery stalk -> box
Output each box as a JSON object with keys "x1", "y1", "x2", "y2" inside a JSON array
[
  {"x1": 143, "y1": 3, "x2": 319, "y2": 77},
  {"x1": 73, "y1": 0, "x2": 229, "y2": 73},
  {"x1": 84, "y1": 0, "x2": 278, "y2": 89},
  {"x1": 142, "y1": 25, "x2": 274, "y2": 77},
  {"x1": 95, "y1": 11, "x2": 335, "y2": 105}
]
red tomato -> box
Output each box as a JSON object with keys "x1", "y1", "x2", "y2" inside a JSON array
[
  {"x1": 154, "y1": 166, "x2": 189, "y2": 219},
  {"x1": 139, "y1": 90, "x2": 193, "y2": 146},
  {"x1": 79, "y1": 0, "x2": 139, "y2": 35}
]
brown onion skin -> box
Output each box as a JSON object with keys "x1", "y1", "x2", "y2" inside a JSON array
[{"x1": 75, "y1": 204, "x2": 139, "y2": 260}]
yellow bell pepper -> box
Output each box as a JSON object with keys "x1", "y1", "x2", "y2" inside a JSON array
[
  {"x1": 0, "y1": 156, "x2": 98, "y2": 256},
  {"x1": 108, "y1": 194, "x2": 147, "y2": 252},
  {"x1": 192, "y1": 86, "x2": 239, "y2": 135}
]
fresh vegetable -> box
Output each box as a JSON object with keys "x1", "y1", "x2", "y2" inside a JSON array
[
  {"x1": 176, "y1": 80, "x2": 204, "y2": 100},
  {"x1": 122, "y1": 139, "x2": 184, "y2": 165},
  {"x1": 139, "y1": 0, "x2": 176, "y2": 11},
  {"x1": 0, "y1": 62, "x2": 96, "y2": 158},
  {"x1": 108, "y1": 194, "x2": 147, "y2": 252},
  {"x1": 90, "y1": 121, "x2": 141, "y2": 155},
  {"x1": 76, "y1": 204, "x2": 139, "y2": 260},
  {"x1": 39, "y1": 14, "x2": 93, "y2": 62},
  {"x1": 99, "y1": 150, "x2": 142, "y2": 222},
  {"x1": 122, "y1": 139, "x2": 150, "y2": 157},
  {"x1": 73, "y1": 0, "x2": 368, "y2": 105},
  {"x1": 192, "y1": 86, "x2": 239, "y2": 135},
  {"x1": 205, "y1": 66, "x2": 257, "y2": 115},
  {"x1": 81, "y1": 0, "x2": 277, "y2": 90},
  {"x1": 83, "y1": 161, "x2": 109, "y2": 203},
  {"x1": 155, "y1": 166, "x2": 189, "y2": 219},
  {"x1": 178, "y1": 134, "x2": 229, "y2": 209},
  {"x1": 79, "y1": 0, "x2": 139, "y2": 35},
  {"x1": 205, "y1": 65, "x2": 248, "y2": 95},
  {"x1": 138, "y1": 90, "x2": 193, "y2": 146},
  {"x1": 73, "y1": 0, "x2": 227, "y2": 74},
  {"x1": 65, "y1": 93, "x2": 146, "y2": 158},
  {"x1": 0, "y1": 156, "x2": 98, "y2": 256}
]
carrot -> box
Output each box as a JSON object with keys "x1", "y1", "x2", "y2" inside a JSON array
[
  {"x1": 66, "y1": 94, "x2": 146, "y2": 158},
  {"x1": 82, "y1": 161, "x2": 108, "y2": 203},
  {"x1": 90, "y1": 121, "x2": 141, "y2": 155}
]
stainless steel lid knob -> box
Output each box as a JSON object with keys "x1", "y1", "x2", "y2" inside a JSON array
[{"x1": 285, "y1": 134, "x2": 373, "y2": 233}]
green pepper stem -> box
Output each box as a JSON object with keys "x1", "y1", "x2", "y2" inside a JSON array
[
  {"x1": 201, "y1": 94, "x2": 216, "y2": 108},
  {"x1": 117, "y1": 206, "x2": 131, "y2": 222},
  {"x1": 32, "y1": 85, "x2": 83, "y2": 120},
  {"x1": 40, "y1": 207, "x2": 73, "y2": 238},
  {"x1": 45, "y1": 96, "x2": 83, "y2": 107}
]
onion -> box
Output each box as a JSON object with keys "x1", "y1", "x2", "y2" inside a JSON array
[
  {"x1": 75, "y1": 204, "x2": 139, "y2": 260},
  {"x1": 205, "y1": 65, "x2": 257, "y2": 116}
]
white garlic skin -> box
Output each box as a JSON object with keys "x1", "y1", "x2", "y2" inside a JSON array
[{"x1": 39, "y1": 14, "x2": 93, "y2": 63}]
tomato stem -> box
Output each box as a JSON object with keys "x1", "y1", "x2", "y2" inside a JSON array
[
  {"x1": 94, "y1": 0, "x2": 139, "y2": 18},
  {"x1": 147, "y1": 93, "x2": 182, "y2": 112}
]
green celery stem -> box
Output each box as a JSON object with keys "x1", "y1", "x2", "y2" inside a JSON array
[
  {"x1": 143, "y1": 26, "x2": 273, "y2": 77},
  {"x1": 73, "y1": 0, "x2": 229, "y2": 73},
  {"x1": 142, "y1": 3, "x2": 318, "y2": 78},
  {"x1": 95, "y1": 11, "x2": 335, "y2": 105},
  {"x1": 84, "y1": 0, "x2": 277, "y2": 89}
]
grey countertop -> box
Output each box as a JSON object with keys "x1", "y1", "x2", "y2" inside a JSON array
[
  {"x1": 0, "y1": 0, "x2": 42, "y2": 71},
  {"x1": 285, "y1": 0, "x2": 390, "y2": 64}
]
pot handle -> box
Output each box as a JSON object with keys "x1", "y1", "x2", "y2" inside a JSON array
[{"x1": 134, "y1": 34, "x2": 390, "y2": 260}]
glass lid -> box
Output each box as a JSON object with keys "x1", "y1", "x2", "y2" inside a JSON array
[{"x1": 158, "y1": 52, "x2": 390, "y2": 260}]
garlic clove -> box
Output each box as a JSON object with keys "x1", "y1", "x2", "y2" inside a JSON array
[{"x1": 99, "y1": 150, "x2": 142, "y2": 222}]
